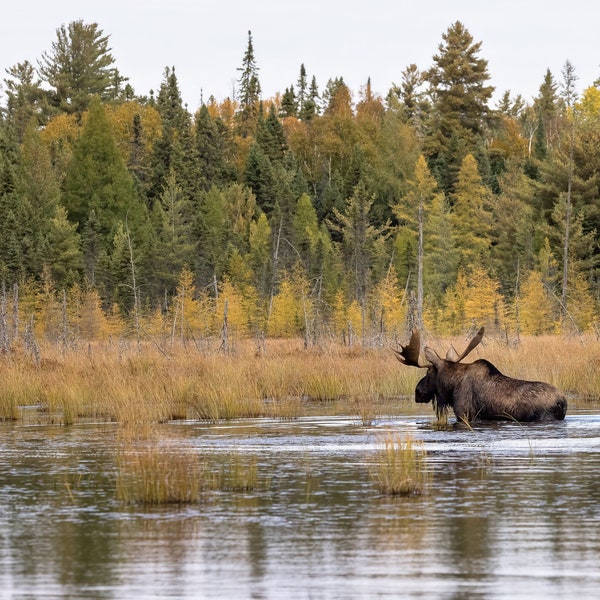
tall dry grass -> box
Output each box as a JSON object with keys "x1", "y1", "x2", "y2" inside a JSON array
[{"x1": 1, "y1": 333, "x2": 599, "y2": 425}]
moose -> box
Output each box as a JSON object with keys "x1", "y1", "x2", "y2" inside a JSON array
[{"x1": 395, "y1": 328, "x2": 567, "y2": 423}]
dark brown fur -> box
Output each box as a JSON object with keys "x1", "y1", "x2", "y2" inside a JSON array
[{"x1": 396, "y1": 329, "x2": 567, "y2": 423}]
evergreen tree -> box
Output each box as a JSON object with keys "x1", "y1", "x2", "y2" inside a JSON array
[
  {"x1": 329, "y1": 181, "x2": 390, "y2": 306},
  {"x1": 38, "y1": 20, "x2": 127, "y2": 117},
  {"x1": 236, "y1": 30, "x2": 261, "y2": 134},
  {"x1": 257, "y1": 104, "x2": 287, "y2": 163},
  {"x1": 0, "y1": 123, "x2": 26, "y2": 282},
  {"x1": 280, "y1": 86, "x2": 297, "y2": 118},
  {"x1": 244, "y1": 142, "x2": 276, "y2": 213},
  {"x1": 148, "y1": 171, "x2": 196, "y2": 295},
  {"x1": 17, "y1": 120, "x2": 63, "y2": 278},
  {"x1": 297, "y1": 64, "x2": 308, "y2": 115},
  {"x1": 3, "y1": 61, "x2": 48, "y2": 141},
  {"x1": 534, "y1": 69, "x2": 560, "y2": 155},
  {"x1": 195, "y1": 104, "x2": 229, "y2": 190},
  {"x1": 196, "y1": 186, "x2": 231, "y2": 290},
  {"x1": 148, "y1": 67, "x2": 196, "y2": 203},
  {"x1": 424, "y1": 21, "x2": 494, "y2": 192},
  {"x1": 299, "y1": 75, "x2": 320, "y2": 120},
  {"x1": 63, "y1": 97, "x2": 139, "y2": 234}
]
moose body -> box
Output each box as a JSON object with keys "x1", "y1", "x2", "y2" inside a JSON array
[{"x1": 396, "y1": 328, "x2": 567, "y2": 423}]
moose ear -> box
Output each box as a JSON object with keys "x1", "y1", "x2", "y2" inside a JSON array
[{"x1": 424, "y1": 347, "x2": 443, "y2": 368}]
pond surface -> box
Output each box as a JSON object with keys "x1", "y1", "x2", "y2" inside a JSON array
[{"x1": 1, "y1": 409, "x2": 599, "y2": 599}]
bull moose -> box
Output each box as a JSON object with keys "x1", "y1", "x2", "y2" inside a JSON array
[{"x1": 395, "y1": 328, "x2": 567, "y2": 423}]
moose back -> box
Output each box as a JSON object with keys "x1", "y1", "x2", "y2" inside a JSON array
[{"x1": 395, "y1": 328, "x2": 567, "y2": 423}]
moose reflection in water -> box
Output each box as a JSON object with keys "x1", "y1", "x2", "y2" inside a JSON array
[{"x1": 395, "y1": 327, "x2": 567, "y2": 423}]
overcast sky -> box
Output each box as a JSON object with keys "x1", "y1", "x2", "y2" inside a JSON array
[{"x1": 2, "y1": 0, "x2": 599, "y2": 111}]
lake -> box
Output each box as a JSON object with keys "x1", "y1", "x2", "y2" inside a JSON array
[{"x1": 1, "y1": 408, "x2": 599, "y2": 599}]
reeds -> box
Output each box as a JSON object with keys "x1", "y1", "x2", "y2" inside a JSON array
[
  {"x1": 371, "y1": 432, "x2": 430, "y2": 496},
  {"x1": 1, "y1": 334, "x2": 600, "y2": 427},
  {"x1": 115, "y1": 423, "x2": 267, "y2": 504}
]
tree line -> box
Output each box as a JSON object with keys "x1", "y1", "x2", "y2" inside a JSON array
[{"x1": 1, "y1": 20, "x2": 600, "y2": 346}]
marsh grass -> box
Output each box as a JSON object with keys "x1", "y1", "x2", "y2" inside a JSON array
[
  {"x1": 115, "y1": 421, "x2": 268, "y2": 504},
  {"x1": 371, "y1": 432, "x2": 430, "y2": 496},
  {"x1": 116, "y1": 444, "x2": 206, "y2": 505},
  {"x1": 1, "y1": 334, "x2": 600, "y2": 427}
]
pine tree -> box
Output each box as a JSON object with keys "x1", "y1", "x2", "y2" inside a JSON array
[
  {"x1": 534, "y1": 69, "x2": 560, "y2": 155},
  {"x1": 280, "y1": 86, "x2": 297, "y2": 118},
  {"x1": 38, "y1": 20, "x2": 126, "y2": 117},
  {"x1": 195, "y1": 186, "x2": 230, "y2": 290},
  {"x1": 424, "y1": 21, "x2": 494, "y2": 192}
]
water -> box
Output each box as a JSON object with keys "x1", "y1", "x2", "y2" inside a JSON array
[{"x1": 1, "y1": 410, "x2": 599, "y2": 599}]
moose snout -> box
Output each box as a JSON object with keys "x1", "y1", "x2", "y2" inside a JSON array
[{"x1": 415, "y1": 378, "x2": 434, "y2": 404}]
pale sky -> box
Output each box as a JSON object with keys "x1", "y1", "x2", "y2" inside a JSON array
[{"x1": 1, "y1": 0, "x2": 599, "y2": 111}]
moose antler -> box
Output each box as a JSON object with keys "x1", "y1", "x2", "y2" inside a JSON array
[
  {"x1": 453, "y1": 326, "x2": 485, "y2": 363},
  {"x1": 393, "y1": 329, "x2": 427, "y2": 367}
]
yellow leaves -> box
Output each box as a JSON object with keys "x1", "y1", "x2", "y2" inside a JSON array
[
  {"x1": 106, "y1": 101, "x2": 162, "y2": 160},
  {"x1": 371, "y1": 267, "x2": 407, "y2": 336},
  {"x1": 438, "y1": 267, "x2": 505, "y2": 335},
  {"x1": 172, "y1": 266, "x2": 211, "y2": 338},
  {"x1": 519, "y1": 270, "x2": 555, "y2": 335},
  {"x1": 577, "y1": 86, "x2": 600, "y2": 120},
  {"x1": 267, "y1": 274, "x2": 312, "y2": 337},
  {"x1": 216, "y1": 279, "x2": 254, "y2": 337}
]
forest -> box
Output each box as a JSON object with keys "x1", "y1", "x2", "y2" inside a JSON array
[{"x1": 1, "y1": 19, "x2": 600, "y2": 349}]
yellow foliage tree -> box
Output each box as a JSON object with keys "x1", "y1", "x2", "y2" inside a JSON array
[
  {"x1": 68, "y1": 284, "x2": 112, "y2": 341},
  {"x1": 518, "y1": 270, "x2": 555, "y2": 334},
  {"x1": 462, "y1": 266, "x2": 505, "y2": 329},
  {"x1": 331, "y1": 290, "x2": 347, "y2": 338},
  {"x1": 106, "y1": 101, "x2": 162, "y2": 162},
  {"x1": 566, "y1": 269, "x2": 597, "y2": 333},
  {"x1": 438, "y1": 267, "x2": 505, "y2": 334},
  {"x1": 371, "y1": 267, "x2": 406, "y2": 337},
  {"x1": 40, "y1": 113, "x2": 80, "y2": 181},
  {"x1": 438, "y1": 270, "x2": 467, "y2": 335},
  {"x1": 216, "y1": 278, "x2": 252, "y2": 337},
  {"x1": 346, "y1": 300, "x2": 363, "y2": 341},
  {"x1": 268, "y1": 278, "x2": 301, "y2": 337},
  {"x1": 172, "y1": 266, "x2": 207, "y2": 341}
]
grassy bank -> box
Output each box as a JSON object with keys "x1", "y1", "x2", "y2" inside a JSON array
[{"x1": 1, "y1": 333, "x2": 599, "y2": 425}]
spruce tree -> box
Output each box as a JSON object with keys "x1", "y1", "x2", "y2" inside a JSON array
[
  {"x1": 64, "y1": 97, "x2": 139, "y2": 234},
  {"x1": 149, "y1": 67, "x2": 196, "y2": 203},
  {"x1": 237, "y1": 30, "x2": 261, "y2": 134}
]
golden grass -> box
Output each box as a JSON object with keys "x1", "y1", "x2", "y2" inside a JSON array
[
  {"x1": 1, "y1": 333, "x2": 600, "y2": 426},
  {"x1": 371, "y1": 432, "x2": 430, "y2": 496},
  {"x1": 115, "y1": 422, "x2": 267, "y2": 504}
]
